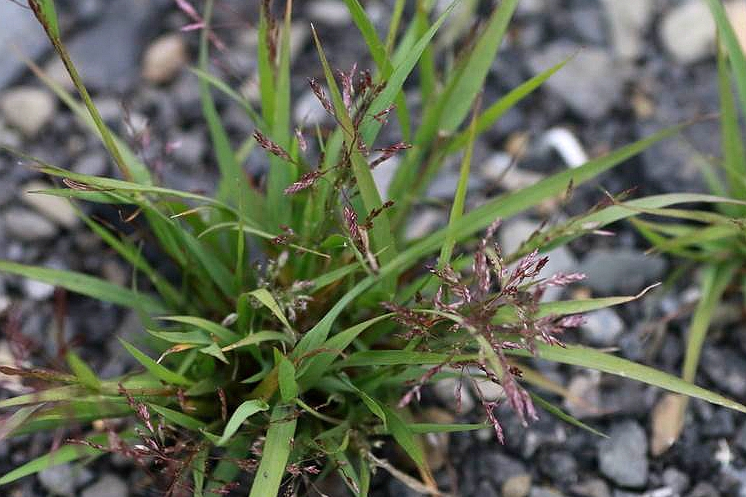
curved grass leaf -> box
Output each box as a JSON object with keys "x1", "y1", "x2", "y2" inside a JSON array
[
  {"x1": 0, "y1": 405, "x2": 43, "y2": 443},
  {"x1": 0, "y1": 434, "x2": 108, "y2": 486},
  {"x1": 157, "y1": 316, "x2": 240, "y2": 345},
  {"x1": 530, "y1": 393, "x2": 606, "y2": 438},
  {"x1": 148, "y1": 404, "x2": 205, "y2": 431},
  {"x1": 515, "y1": 343, "x2": 746, "y2": 414},
  {"x1": 119, "y1": 339, "x2": 193, "y2": 386},
  {"x1": 0, "y1": 261, "x2": 164, "y2": 314},
  {"x1": 66, "y1": 352, "x2": 101, "y2": 391},
  {"x1": 216, "y1": 399, "x2": 269, "y2": 447},
  {"x1": 246, "y1": 288, "x2": 294, "y2": 334},
  {"x1": 222, "y1": 331, "x2": 292, "y2": 352}
]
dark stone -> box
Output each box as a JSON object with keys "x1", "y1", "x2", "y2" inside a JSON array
[
  {"x1": 478, "y1": 452, "x2": 528, "y2": 486},
  {"x1": 597, "y1": 421, "x2": 648, "y2": 488},
  {"x1": 700, "y1": 346, "x2": 746, "y2": 398},
  {"x1": 538, "y1": 450, "x2": 578, "y2": 486}
]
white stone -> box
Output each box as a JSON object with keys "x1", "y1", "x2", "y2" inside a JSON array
[
  {"x1": 307, "y1": 1, "x2": 352, "y2": 26},
  {"x1": 81, "y1": 474, "x2": 129, "y2": 497},
  {"x1": 0, "y1": 87, "x2": 57, "y2": 138},
  {"x1": 22, "y1": 180, "x2": 78, "y2": 228},
  {"x1": 541, "y1": 127, "x2": 588, "y2": 168},
  {"x1": 601, "y1": 0, "x2": 654, "y2": 60},
  {"x1": 142, "y1": 34, "x2": 189, "y2": 84},
  {"x1": 661, "y1": 1, "x2": 716, "y2": 64},
  {"x1": 23, "y1": 279, "x2": 55, "y2": 301},
  {"x1": 2, "y1": 207, "x2": 58, "y2": 241}
]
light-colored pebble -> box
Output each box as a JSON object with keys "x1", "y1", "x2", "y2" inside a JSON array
[
  {"x1": 0, "y1": 87, "x2": 57, "y2": 138},
  {"x1": 2, "y1": 207, "x2": 58, "y2": 241},
  {"x1": 81, "y1": 474, "x2": 129, "y2": 497},
  {"x1": 21, "y1": 180, "x2": 78, "y2": 229},
  {"x1": 142, "y1": 34, "x2": 188, "y2": 84},
  {"x1": 504, "y1": 474, "x2": 533, "y2": 497},
  {"x1": 307, "y1": 1, "x2": 351, "y2": 26},
  {"x1": 660, "y1": 1, "x2": 716, "y2": 64}
]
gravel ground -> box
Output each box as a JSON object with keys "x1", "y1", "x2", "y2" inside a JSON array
[{"x1": 1, "y1": 1, "x2": 746, "y2": 496}]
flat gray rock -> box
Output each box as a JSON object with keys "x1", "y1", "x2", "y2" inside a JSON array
[
  {"x1": 598, "y1": 420, "x2": 649, "y2": 488},
  {"x1": 528, "y1": 41, "x2": 624, "y2": 120}
]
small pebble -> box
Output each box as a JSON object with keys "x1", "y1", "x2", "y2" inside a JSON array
[
  {"x1": 142, "y1": 34, "x2": 188, "y2": 84},
  {"x1": 2, "y1": 207, "x2": 58, "y2": 241},
  {"x1": 22, "y1": 180, "x2": 78, "y2": 229},
  {"x1": 81, "y1": 474, "x2": 129, "y2": 497},
  {"x1": 0, "y1": 87, "x2": 57, "y2": 138},
  {"x1": 503, "y1": 474, "x2": 532, "y2": 497}
]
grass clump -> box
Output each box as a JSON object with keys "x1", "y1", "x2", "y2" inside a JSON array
[{"x1": 0, "y1": 0, "x2": 745, "y2": 495}]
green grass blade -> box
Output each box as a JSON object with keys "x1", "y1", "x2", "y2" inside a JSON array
[
  {"x1": 0, "y1": 435, "x2": 107, "y2": 486},
  {"x1": 258, "y1": 3, "x2": 276, "y2": 126},
  {"x1": 28, "y1": 0, "x2": 60, "y2": 38},
  {"x1": 705, "y1": 0, "x2": 746, "y2": 113},
  {"x1": 199, "y1": 0, "x2": 242, "y2": 205},
  {"x1": 248, "y1": 405, "x2": 297, "y2": 497},
  {"x1": 246, "y1": 288, "x2": 294, "y2": 334},
  {"x1": 148, "y1": 404, "x2": 205, "y2": 431},
  {"x1": 438, "y1": 0, "x2": 518, "y2": 132},
  {"x1": 530, "y1": 393, "x2": 607, "y2": 438},
  {"x1": 216, "y1": 399, "x2": 269, "y2": 447},
  {"x1": 119, "y1": 339, "x2": 193, "y2": 386},
  {"x1": 681, "y1": 263, "x2": 739, "y2": 382},
  {"x1": 297, "y1": 314, "x2": 392, "y2": 389},
  {"x1": 359, "y1": 2, "x2": 456, "y2": 147},
  {"x1": 0, "y1": 386, "x2": 84, "y2": 409},
  {"x1": 717, "y1": 41, "x2": 746, "y2": 200},
  {"x1": 0, "y1": 405, "x2": 43, "y2": 443},
  {"x1": 222, "y1": 331, "x2": 292, "y2": 352},
  {"x1": 278, "y1": 356, "x2": 299, "y2": 402},
  {"x1": 157, "y1": 316, "x2": 240, "y2": 345},
  {"x1": 266, "y1": 1, "x2": 295, "y2": 228},
  {"x1": 193, "y1": 447, "x2": 208, "y2": 497},
  {"x1": 403, "y1": 422, "x2": 486, "y2": 434},
  {"x1": 444, "y1": 58, "x2": 568, "y2": 155},
  {"x1": 0, "y1": 261, "x2": 164, "y2": 314},
  {"x1": 515, "y1": 343, "x2": 746, "y2": 413},
  {"x1": 66, "y1": 352, "x2": 101, "y2": 391},
  {"x1": 381, "y1": 406, "x2": 428, "y2": 474},
  {"x1": 341, "y1": 0, "x2": 412, "y2": 139},
  {"x1": 439, "y1": 103, "x2": 478, "y2": 267}
]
